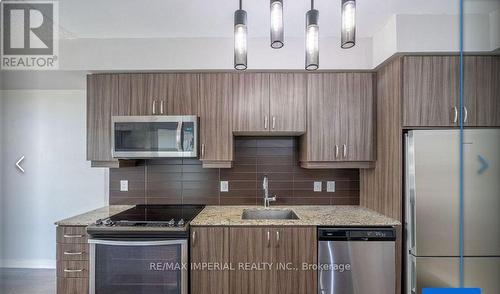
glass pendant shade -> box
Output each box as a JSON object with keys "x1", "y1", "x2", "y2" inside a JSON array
[
  {"x1": 341, "y1": 0, "x2": 356, "y2": 49},
  {"x1": 234, "y1": 9, "x2": 247, "y2": 70},
  {"x1": 305, "y1": 9, "x2": 319, "y2": 70},
  {"x1": 270, "y1": 0, "x2": 284, "y2": 48}
]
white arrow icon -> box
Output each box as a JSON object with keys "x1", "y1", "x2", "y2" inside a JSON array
[{"x1": 16, "y1": 156, "x2": 25, "y2": 173}]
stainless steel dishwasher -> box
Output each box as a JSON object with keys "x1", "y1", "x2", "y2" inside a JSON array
[{"x1": 318, "y1": 227, "x2": 396, "y2": 294}]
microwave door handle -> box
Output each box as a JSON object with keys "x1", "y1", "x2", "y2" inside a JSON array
[{"x1": 176, "y1": 121, "x2": 183, "y2": 151}]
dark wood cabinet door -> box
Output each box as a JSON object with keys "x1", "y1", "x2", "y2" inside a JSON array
[
  {"x1": 300, "y1": 73, "x2": 341, "y2": 162},
  {"x1": 163, "y1": 73, "x2": 199, "y2": 115},
  {"x1": 229, "y1": 227, "x2": 274, "y2": 294},
  {"x1": 232, "y1": 73, "x2": 270, "y2": 134},
  {"x1": 87, "y1": 74, "x2": 130, "y2": 162},
  {"x1": 467, "y1": 56, "x2": 500, "y2": 127},
  {"x1": 343, "y1": 73, "x2": 375, "y2": 161},
  {"x1": 191, "y1": 227, "x2": 230, "y2": 294},
  {"x1": 269, "y1": 73, "x2": 306, "y2": 134},
  {"x1": 275, "y1": 227, "x2": 317, "y2": 294},
  {"x1": 199, "y1": 73, "x2": 233, "y2": 165},
  {"x1": 130, "y1": 73, "x2": 156, "y2": 115},
  {"x1": 403, "y1": 56, "x2": 459, "y2": 127}
]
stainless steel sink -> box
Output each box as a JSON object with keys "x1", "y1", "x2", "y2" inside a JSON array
[{"x1": 241, "y1": 209, "x2": 299, "y2": 220}]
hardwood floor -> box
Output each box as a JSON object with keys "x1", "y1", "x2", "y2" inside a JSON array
[{"x1": 0, "y1": 268, "x2": 56, "y2": 294}]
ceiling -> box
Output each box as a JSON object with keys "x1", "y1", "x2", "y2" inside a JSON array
[{"x1": 55, "y1": 0, "x2": 499, "y2": 40}]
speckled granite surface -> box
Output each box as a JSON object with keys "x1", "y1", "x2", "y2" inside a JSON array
[
  {"x1": 190, "y1": 206, "x2": 401, "y2": 226},
  {"x1": 54, "y1": 205, "x2": 134, "y2": 226}
]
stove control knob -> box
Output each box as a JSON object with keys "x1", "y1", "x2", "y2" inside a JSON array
[
  {"x1": 177, "y1": 219, "x2": 185, "y2": 227},
  {"x1": 103, "y1": 218, "x2": 114, "y2": 226},
  {"x1": 168, "y1": 219, "x2": 175, "y2": 227},
  {"x1": 95, "y1": 219, "x2": 103, "y2": 226}
]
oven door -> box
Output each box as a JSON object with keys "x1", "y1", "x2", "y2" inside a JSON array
[{"x1": 89, "y1": 239, "x2": 187, "y2": 294}]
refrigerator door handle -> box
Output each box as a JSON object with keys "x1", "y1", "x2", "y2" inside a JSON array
[
  {"x1": 410, "y1": 256, "x2": 416, "y2": 294},
  {"x1": 405, "y1": 132, "x2": 417, "y2": 255}
]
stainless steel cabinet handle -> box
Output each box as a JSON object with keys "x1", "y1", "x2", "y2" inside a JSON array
[
  {"x1": 63, "y1": 251, "x2": 83, "y2": 255},
  {"x1": 272, "y1": 116, "x2": 276, "y2": 130},
  {"x1": 464, "y1": 106, "x2": 468, "y2": 123},
  {"x1": 152, "y1": 100, "x2": 156, "y2": 115},
  {"x1": 160, "y1": 100, "x2": 164, "y2": 114},
  {"x1": 275, "y1": 231, "x2": 280, "y2": 247},
  {"x1": 334, "y1": 145, "x2": 339, "y2": 159},
  {"x1": 64, "y1": 269, "x2": 83, "y2": 273},
  {"x1": 343, "y1": 144, "x2": 347, "y2": 158},
  {"x1": 63, "y1": 234, "x2": 83, "y2": 238},
  {"x1": 453, "y1": 106, "x2": 458, "y2": 123},
  {"x1": 201, "y1": 144, "x2": 205, "y2": 158},
  {"x1": 192, "y1": 231, "x2": 196, "y2": 247},
  {"x1": 264, "y1": 116, "x2": 268, "y2": 130},
  {"x1": 267, "y1": 231, "x2": 271, "y2": 247}
]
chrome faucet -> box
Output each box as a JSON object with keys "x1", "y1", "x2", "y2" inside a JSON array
[{"x1": 262, "y1": 175, "x2": 276, "y2": 208}]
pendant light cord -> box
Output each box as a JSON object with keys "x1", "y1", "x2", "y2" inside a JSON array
[
  {"x1": 239, "y1": 0, "x2": 242, "y2": 10},
  {"x1": 311, "y1": 0, "x2": 314, "y2": 10}
]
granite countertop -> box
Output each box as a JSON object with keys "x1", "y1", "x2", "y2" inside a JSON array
[
  {"x1": 190, "y1": 205, "x2": 401, "y2": 227},
  {"x1": 54, "y1": 205, "x2": 134, "y2": 226}
]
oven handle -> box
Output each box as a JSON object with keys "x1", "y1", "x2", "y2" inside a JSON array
[{"x1": 88, "y1": 239, "x2": 186, "y2": 246}]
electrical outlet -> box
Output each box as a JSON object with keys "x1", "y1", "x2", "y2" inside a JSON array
[
  {"x1": 220, "y1": 181, "x2": 229, "y2": 192},
  {"x1": 327, "y1": 181, "x2": 336, "y2": 192},
  {"x1": 313, "y1": 181, "x2": 322, "y2": 192},
  {"x1": 120, "y1": 180, "x2": 129, "y2": 192}
]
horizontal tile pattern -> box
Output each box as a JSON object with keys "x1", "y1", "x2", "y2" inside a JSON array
[{"x1": 109, "y1": 137, "x2": 359, "y2": 205}]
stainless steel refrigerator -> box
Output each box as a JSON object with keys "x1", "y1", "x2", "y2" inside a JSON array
[{"x1": 405, "y1": 129, "x2": 500, "y2": 294}]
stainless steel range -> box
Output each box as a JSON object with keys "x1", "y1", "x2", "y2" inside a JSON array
[{"x1": 87, "y1": 205, "x2": 204, "y2": 294}]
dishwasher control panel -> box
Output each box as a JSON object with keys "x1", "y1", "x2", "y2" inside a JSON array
[{"x1": 318, "y1": 227, "x2": 396, "y2": 241}]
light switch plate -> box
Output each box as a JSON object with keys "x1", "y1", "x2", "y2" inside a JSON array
[
  {"x1": 327, "y1": 181, "x2": 336, "y2": 192},
  {"x1": 220, "y1": 181, "x2": 229, "y2": 192},
  {"x1": 313, "y1": 181, "x2": 322, "y2": 192},
  {"x1": 120, "y1": 180, "x2": 129, "y2": 192}
]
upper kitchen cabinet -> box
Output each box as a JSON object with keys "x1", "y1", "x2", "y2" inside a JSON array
[
  {"x1": 232, "y1": 73, "x2": 270, "y2": 134},
  {"x1": 463, "y1": 56, "x2": 500, "y2": 127},
  {"x1": 87, "y1": 74, "x2": 131, "y2": 167},
  {"x1": 403, "y1": 55, "x2": 500, "y2": 127},
  {"x1": 402, "y1": 56, "x2": 460, "y2": 127},
  {"x1": 269, "y1": 73, "x2": 307, "y2": 134},
  {"x1": 300, "y1": 73, "x2": 375, "y2": 169},
  {"x1": 129, "y1": 73, "x2": 199, "y2": 116},
  {"x1": 232, "y1": 73, "x2": 306, "y2": 135},
  {"x1": 199, "y1": 73, "x2": 233, "y2": 168}
]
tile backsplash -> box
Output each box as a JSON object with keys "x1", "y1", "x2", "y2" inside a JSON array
[{"x1": 110, "y1": 137, "x2": 360, "y2": 205}]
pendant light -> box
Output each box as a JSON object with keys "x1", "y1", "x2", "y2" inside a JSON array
[
  {"x1": 270, "y1": 0, "x2": 284, "y2": 48},
  {"x1": 341, "y1": 0, "x2": 356, "y2": 48},
  {"x1": 305, "y1": 0, "x2": 319, "y2": 70},
  {"x1": 234, "y1": 0, "x2": 247, "y2": 70}
]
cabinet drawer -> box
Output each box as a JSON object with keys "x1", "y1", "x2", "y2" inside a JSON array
[
  {"x1": 57, "y1": 244, "x2": 89, "y2": 261},
  {"x1": 57, "y1": 277, "x2": 89, "y2": 294},
  {"x1": 57, "y1": 261, "x2": 89, "y2": 278},
  {"x1": 57, "y1": 226, "x2": 87, "y2": 244}
]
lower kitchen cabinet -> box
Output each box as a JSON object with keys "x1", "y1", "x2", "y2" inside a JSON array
[
  {"x1": 56, "y1": 226, "x2": 89, "y2": 294},
  {"x1": 231, "y1": 226, "x2": 317, "y2": 294},
  {"x1": 190, "y1": 226, "x2": 317, "y2": 294},
  {"x1": 190, "y1": 227, "x2": 230, "y2": 294}
]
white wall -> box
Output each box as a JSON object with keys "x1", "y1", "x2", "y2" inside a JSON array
[{"x1": 0, "y1": 90, "x2": 107, "y2": 268}]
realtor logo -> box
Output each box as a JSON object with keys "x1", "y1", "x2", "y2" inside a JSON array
[{"x1": 1, "y1": 1, "x2": 59, "y2": 70}]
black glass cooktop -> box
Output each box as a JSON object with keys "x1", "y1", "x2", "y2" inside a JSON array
[{"x1": 109, "y1": 205, "x2": 205, "y2": 223}]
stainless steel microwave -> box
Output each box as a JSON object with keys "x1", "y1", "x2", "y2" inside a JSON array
[{"x1": 111, "y1": 115, "x2": 198, "y2": 158}]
